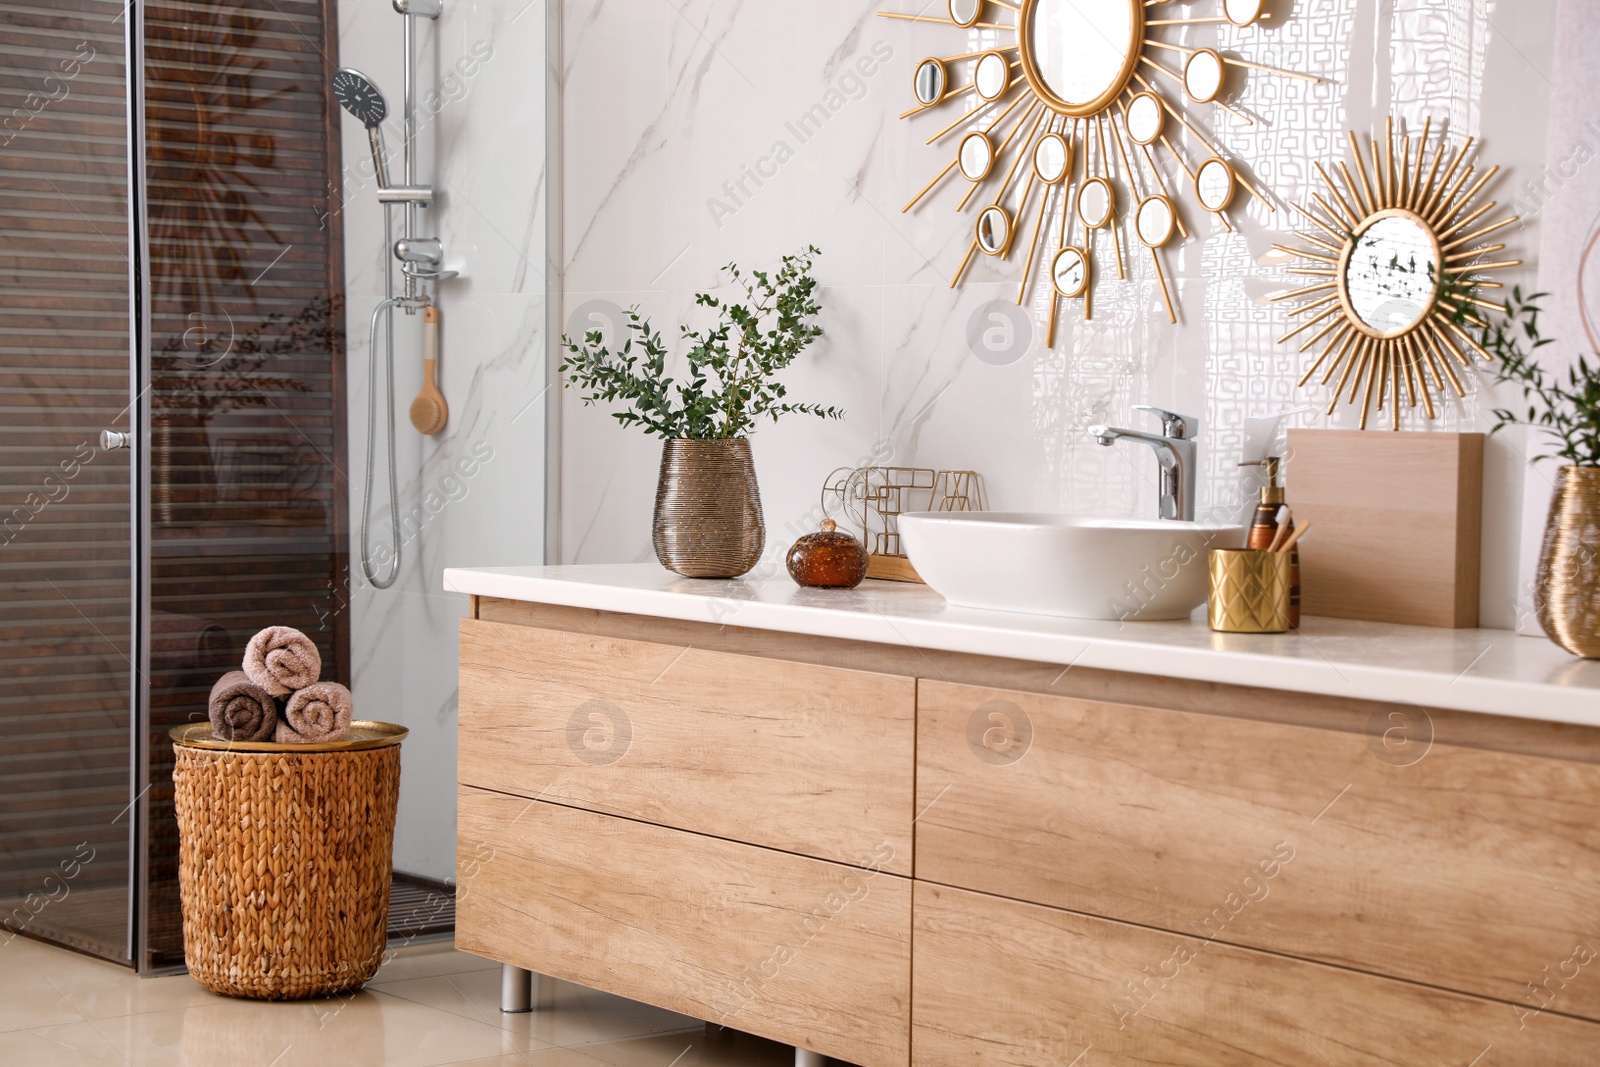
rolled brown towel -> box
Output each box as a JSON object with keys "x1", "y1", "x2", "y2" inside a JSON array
[
  {"x1": 274, "y1": 681, "x2": 354, "y2": 744},
  {"x1": 208, "y1": 671, "x2": 277, "y2": 742},
  {"x1": 243, "y1": 626, "x2": 322, "y2": 697}
]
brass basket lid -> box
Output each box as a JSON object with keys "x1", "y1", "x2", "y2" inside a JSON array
[{"x1": 170, "y1": 720, "x2": 408, "y2": 753}]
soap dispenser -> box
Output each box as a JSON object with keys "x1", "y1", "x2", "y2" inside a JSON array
[{"x1": 1241, "y1": 456, "x2": 1300, "y2": 628}]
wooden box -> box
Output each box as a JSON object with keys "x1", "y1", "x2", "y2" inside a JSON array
[{"x1": 1286, "y1": 429, "x2": 1483, "y2": 628}]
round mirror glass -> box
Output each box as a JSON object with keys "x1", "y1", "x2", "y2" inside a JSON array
[
  {"x1": 949, "y1": 0, "x2": 982, "y2": 27},
  {"x1": 1078, "y1": 178, "x2": 1112, "y2": 228},
  {"x1": 915, "y1": 59, "x2": 947, "y2": 106},
  {"x1": 1342, "y1": 213, "x2": 1441, "y2": 336},
  {"x1": 1224, "y1": 0, "x2": 1263, "y2": 26},
  {"x1": 1183, "y1": 49, "x2": 1224, "y2": 103},
  {"x1": 1126, "y1": 92, "x2": 1162, "y2": 145},
  {"x1": 959, "y1": 132, "x2": 994, "y2": 181},
  {"x1": 977, "y1": 206, "x2": 1012, "y2": 255},
  {"x1": 1136, "y1": 196, "x2": 1175, "y2": 248},
  {"x1": 1027, "y1": 0, "x2": 1138, "y2": 113},
  {"x1": 974, "y1": 52, "x2": 1009, "y2": 101},
  {"x1": 1195, "y1": 158, "x2": 1234, "y2": 212},
  {"x1": 1033, "y1": 133, "x2": 1070, "y2": 184},
  {"x1": 1052, "y1": 247, "x2": 1088, "y2": 297}
]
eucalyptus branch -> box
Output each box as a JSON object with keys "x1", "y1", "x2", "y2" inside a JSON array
[
  {"x1": 1482, "y1": 286, "x2": 1600, "y2": 467},
  {"x1": 559, "y1": 247, "x2": 842, "y2": 440}
]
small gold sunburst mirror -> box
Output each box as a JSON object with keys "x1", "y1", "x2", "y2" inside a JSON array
[
  {"x1": 1274, "y1": 119, "x2": 1521, "y2": 429},
  {"x1": 882, "y1": 0, "x2": 1320, "y2": 342}
]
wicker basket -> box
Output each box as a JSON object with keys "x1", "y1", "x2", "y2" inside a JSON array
[{"x1": 170, "y1": 722, "x2": 406, "y2": 999}]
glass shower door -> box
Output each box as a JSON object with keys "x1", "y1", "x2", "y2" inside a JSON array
[
  {"x1": 137, "y1": 0, "x2": 349, "y2": 969},
  {"x1": 1, "y1": 0, "x2": 350, "y2": 970},
  {"x1": 0, "y1": 0, "x2": 135, "y2": 962}
]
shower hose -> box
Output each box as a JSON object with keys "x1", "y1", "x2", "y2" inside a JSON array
[{"x1": 361, "y1": 205, "x2": 402, "y2": 589}]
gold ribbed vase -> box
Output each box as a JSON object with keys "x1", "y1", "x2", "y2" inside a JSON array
[
  {"x1": 653, "y1": 439, "x2": 765, "y2": 578},
  {"x1": 1537, "y1": 465, "x2": 1600, "y2": 658}
]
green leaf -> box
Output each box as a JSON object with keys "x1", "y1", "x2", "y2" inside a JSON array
[{"x1": 554, "y1": 249, "x2": 840, "y2": 439}]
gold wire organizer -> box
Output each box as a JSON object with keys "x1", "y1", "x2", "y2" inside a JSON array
[{"x1": 821, "y1": 466, "x2": 986, "y2": 583}]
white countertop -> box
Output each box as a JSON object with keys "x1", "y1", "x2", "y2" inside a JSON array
[{"x1": 443, "y1": 563, "x2": 1600, "y2": 728}]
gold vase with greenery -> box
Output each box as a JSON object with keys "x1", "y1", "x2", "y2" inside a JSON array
[
  {"x1": 560, "y1": 248, "x2": 842, "y2": 578},
  {"x1": 1486, "y1": 288, "x2": 1600, "y2": 657}
]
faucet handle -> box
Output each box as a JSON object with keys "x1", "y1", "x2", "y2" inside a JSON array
[{"x1": 1133, "y1": 405, "x2": 1198, "y2": 440}]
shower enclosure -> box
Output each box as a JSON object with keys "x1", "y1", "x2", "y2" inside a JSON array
[{"x1": 0, "y1": 0, "x2": 351, "y2": 969}]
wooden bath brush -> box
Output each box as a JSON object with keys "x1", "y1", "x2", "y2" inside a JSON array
[{"x1": 410, "y1": 303, "x2": 448, "y2": 435}]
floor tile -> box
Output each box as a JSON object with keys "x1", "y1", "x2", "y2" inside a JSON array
[
  {"x1": 519, "y1": 1050, "x2": 612, "y2": 1067},
  {"x1": 371, "y1": 968, "x2": 698, "y2": 1049},
  {"x1": 43, "y1": 954, "x2": 214, "y2": 1022},
  {"x1": 0, "y1": 939, "x2": 86, "y2": 1032},
  {"x1": 0, "y1": 1028, "x2": 123, "y2": 1067},
  {"x1": 538, "y1": 1028, "x2": 798, "y2": 1067},
  {"x1": 373, "y1": 941, "x2": 501, "y2": 984},
  {"x1": 22, "y1": 1020, "x2": 125, "y2": 1063},
  {"x1": 9, "y1": 937, "x2": 800, "y2": 1067},
  {"x1": 89, "y1": 989, "x2": 536, "y2": 1067}
]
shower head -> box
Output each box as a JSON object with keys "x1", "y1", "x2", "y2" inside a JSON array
[
  {"x1": 332, "y1": 68, "x2": 387, "y2": 128},
  {"x1": 332, "y1": 68, "x2": 392, "y2": 189}
]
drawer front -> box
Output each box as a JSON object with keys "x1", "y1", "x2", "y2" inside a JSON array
[
  {"x1": 457, "y1": 787, "x2": 911, "y2": 1067},
  {"x1": 916, "y1": 680, "x2": 1600, "y2": 1020},
  {"x1": 458, "y1": 619, "x2": 915, "y2": 873},
  {"x1": 913, "y1": 882, "x2": 1600, "y2": 1066}
]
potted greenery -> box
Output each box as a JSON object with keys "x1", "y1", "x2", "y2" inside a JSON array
[
  {"x1": 561, "y1": 247, "x2": 842, "y2": 578},
  {"x1": 1483, "y1": 287, "x2": 1600, "y2": 657}
]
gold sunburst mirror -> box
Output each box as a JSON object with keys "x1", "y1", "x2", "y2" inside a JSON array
[
  {"x1": 1273, "y1": 119, "x2": 1521, "y2": 430},
  {"x1": 881, "y1": 0, "x2": 1319, "y2": 341}
]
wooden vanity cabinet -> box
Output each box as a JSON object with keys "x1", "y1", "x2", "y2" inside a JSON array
[
  {"x1": 916, "y1": 679, "x2": 1600, "y2": 1021},
  {"x1": 457, "y1": 788, "x2": 912, "y2": 1067},
  {"x1": 456, "y1": 611, "x2": 917, "y2": 1067},
  {"x1": 458, "y1": 598, "x2": 1600, "y2": 1065},
  {"x1": 458, "y1": 618, "x2": 917, "y2": 872},
  {"x1": 913, "y1": 882, "x2": 1600, "y2": 1067}
]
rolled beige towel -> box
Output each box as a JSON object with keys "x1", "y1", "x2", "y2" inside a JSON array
[
  {"x1": 242, "y1": 626, "x2": 321, "y2": 697},
  {"x1": 274, "y1": 681, "x2": 354, "y2": 744},
  {"x1": 208, "y1": 671, "x2": 277, "y2": 742}
]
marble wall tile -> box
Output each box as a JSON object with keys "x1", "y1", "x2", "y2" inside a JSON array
[
  {"x1": 559, "y1": 0, "x2": 1559, "y2": 632},
  {"x1": 339, "y1": 0, "x2": 548, "y2": 879},
  {"x1": 329, "y1": 0, "x2": 1564, "y2": 877}
]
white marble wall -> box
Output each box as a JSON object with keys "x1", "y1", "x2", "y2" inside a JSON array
[
  {"x1": 557, "y1": 0, "x2": 1558, "y2": 629},
  {"x1": 339, "y1": 0, "x2": 548, "y2": 880},
  {"x1": 1522, "y1": 0, "x2": 1600, "y2": 631}
]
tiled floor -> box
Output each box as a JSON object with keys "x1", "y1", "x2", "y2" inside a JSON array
[{"x1": 0, "y1": 935, "x2": 798, "y2": 1066}]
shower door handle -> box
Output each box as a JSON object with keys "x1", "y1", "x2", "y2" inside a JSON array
[{"x1": 100, "y1": 430, "x2": 131, "y2": 451}]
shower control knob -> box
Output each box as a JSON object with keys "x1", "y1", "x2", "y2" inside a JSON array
[{"x1": 100, "y1": 430, "x2": 131, "y2": 451}]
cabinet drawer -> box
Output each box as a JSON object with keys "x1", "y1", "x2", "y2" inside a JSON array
[
  {"x1": 457, "y1": 787, "x2": 911, "y2": 1067},
  {"x1": 913, "y1": 882, "x2": 1600, "y2": 1066},
  {"x1": 458, "y1": 619, "x2": 915, "y2": 873},
  {"x1": 916, "y1": 680, "x2": 1600, "y2": 1020}
]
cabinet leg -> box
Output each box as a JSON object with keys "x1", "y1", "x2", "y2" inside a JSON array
[
  {"x1": 794, "y1": 1049, "x2": 826, "y2": 1067},
  {"x1": 500, "y1": 964, "x2": 533, "y2": 1013}
]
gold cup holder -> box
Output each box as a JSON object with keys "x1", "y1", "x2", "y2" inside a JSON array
[{"x1": 1208, "y1": 549, "x2": 1293, "y2": 634}]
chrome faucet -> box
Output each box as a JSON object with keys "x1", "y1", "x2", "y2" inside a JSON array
[{"x1": 1088, "y1": 406, "x2": 1198, "y2": 522}]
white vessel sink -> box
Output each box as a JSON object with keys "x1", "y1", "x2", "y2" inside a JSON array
[{"x1": 897, "y1": 512, "x2": 1246, "y2": 622}]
